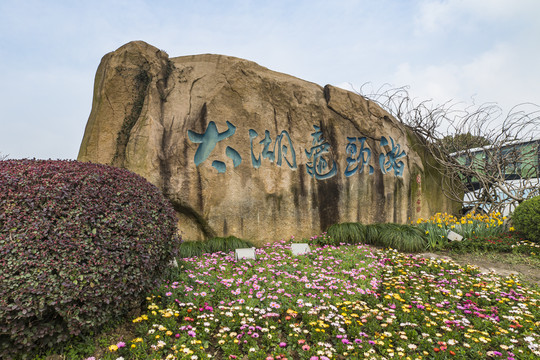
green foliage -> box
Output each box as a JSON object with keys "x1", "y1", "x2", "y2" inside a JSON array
[
  {"x1": 441, "y1": 231, "x2": 540, "y2": 261},
  {"x1": 364, "y1": 224, "x2": 383, "y2": 245},
  {"x1": 177, "y1": 241, "x2": 208, "y2": 258},
  {"x1": 326, "y1": 222, "x2": 367, "y2": 244},
  {"x1": 512, "y1": 195, "x2": 540, "y2": 242},
  {"x1": 322, "y1": 222, "x2": 427, "y2": 252},
  {"x1": 0, "y1": 159, "x2": 180, "y2": 359},
  {"x1": 415, "y1": 212, "x2": 507, "y2": 250},
  {"x1": 178, "y1": 236, "x2": 255, "y2": 258},
  {"x1": 206, "y1": 236, "x2": 254, "y2": 253},
  {"x1": 294, "y1": 232, "x2": 335, "y2": 246},
  {"x1": 373, "y1": 223, "x2": 428, "y2": 252}
]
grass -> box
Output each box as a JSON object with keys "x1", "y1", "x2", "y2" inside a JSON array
[
  {"x1": 177, "y1": 236, "x2": 255, "y2": 259},
  {"x1": 309, "y1": 223, "x2": 427, "y2": 253},
  {"x1": 326, "y1": 222, "x2": 367, "y2": 245},
  {"x1": 481, "y1": 252, "x2": 540, "y2": 267},
  {"x1": 375, "y1": 223, "x2": 427, "y2": 252}
]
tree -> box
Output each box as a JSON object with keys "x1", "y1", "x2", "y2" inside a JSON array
[
  {"x1": 355, "y1": 84, "x2": 540, "y2": 215},
  {"x1": 437, "y1": 133, "x2": 491, "y2": 154}
]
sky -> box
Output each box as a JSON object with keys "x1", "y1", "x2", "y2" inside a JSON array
[{"x1": 1, "y1": 0, "x2": 539, "y2": 160}]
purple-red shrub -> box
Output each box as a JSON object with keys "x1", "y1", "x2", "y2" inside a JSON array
[{"x1": 0, "y1": 159, "x2": 180, "y2": 357}]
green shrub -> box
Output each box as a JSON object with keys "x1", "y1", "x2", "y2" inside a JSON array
[
  {"x1": 0, "y1": 159, "x2": 180, "y2": 358},
  {"x1": 178, "y1": 236, "x2": 255, "y2": 258},
  {"x1": 364, "y1": 223, "x2": 385, "y2": 245},
  {"x1": 178, "y1": 240, "x2": 209, "y2": 258},
  {"x1": 512, "y1": 196, "x2": 540, "y2": 242},
  {"x1": 320, "y1": 222, "x2": 426, "y2": 252},
  {"x1": 374, "y1": 224, "x2": 428, "y2": 252},
  {"x1": 205, "y1": 236, "x2": 254, "y2": 253},
  {"x1": 326, "y1": 222, "x2": 367, "y2": 245}
]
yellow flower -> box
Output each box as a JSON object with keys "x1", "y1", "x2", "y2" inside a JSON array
[
  {"x1": 108, "y1": 344, "x2": 118, "y2": 352},
  {"x1": 509, "y1": 226, "x2": 515, "y2": 231}
]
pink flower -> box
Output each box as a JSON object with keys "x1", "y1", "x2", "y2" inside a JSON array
[
  {"x1": 279, "y1": 341, "x2": 287, "y2": 347},
  {"x1": 302, "y1": 344, "x2": 311, "y2": 351},
  {"x1": 116, "y1": 342, "x2": 126, "y2": 348}
]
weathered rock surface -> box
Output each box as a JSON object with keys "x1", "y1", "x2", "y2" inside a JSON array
[{"x1": 78, "y1": 41, "x2": 460, "y2": 243}]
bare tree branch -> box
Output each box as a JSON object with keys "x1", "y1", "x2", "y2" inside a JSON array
[{"x1": 354, "y1": 84, "x2": 540, "y2": 215}]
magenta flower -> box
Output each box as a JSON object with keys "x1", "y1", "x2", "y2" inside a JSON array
[{"x1": 279, "y1": 341, "x2": 287, "y2": 347}]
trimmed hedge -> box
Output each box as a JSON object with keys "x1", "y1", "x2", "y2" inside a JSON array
[
  {"x1": 0, "y1": 160, "x2": 180, "y2": 358},
  {"x1": 512, "y1": 195, "x2": 540, "y2": 242}
]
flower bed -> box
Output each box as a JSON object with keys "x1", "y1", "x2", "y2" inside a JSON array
[
  {"x1": 414, "y1": 211, "x2": 536, "y2": 252},
  {"x1": 96, "y1": 238, "x2": 540, "y2": 360}
]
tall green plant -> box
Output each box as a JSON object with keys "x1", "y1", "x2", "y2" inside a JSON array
[
  {"x1": 178, "y1": 236, "x2": 255, "y2": 258},
  {"x1": 206, "y1": 236, "x2": 255, "y2": 253},
  {"x1": 375, "y1": 224, "x2": 428, "y2": 252},
  {"x1": 326, "y1": 222, "x2": 367, "y2": 244}
]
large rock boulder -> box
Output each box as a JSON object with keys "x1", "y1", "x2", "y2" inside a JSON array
[{"x1": 78, "y1": 41, "x2": 460, "y2": 243}]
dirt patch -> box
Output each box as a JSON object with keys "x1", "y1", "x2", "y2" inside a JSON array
[
  {"x1": 446, "y1": 252, "x2": 540, "y2": 286},
  {"x1": 415, "y1": 251, "x2": 540, "y2": 287}
]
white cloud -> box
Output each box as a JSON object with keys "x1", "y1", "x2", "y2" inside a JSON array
[
  {"x1": 389, "y1": 39, "x2": 540, "y2": 112},
  {"x1": 414, "y1": 0, "x2": 538, "y2": 34}
]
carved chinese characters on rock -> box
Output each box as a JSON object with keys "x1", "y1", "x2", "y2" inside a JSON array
[
  {"x1": 345, "y1": 137, "x2": 374, "y2": 176},
  {"x1": 379, "y1": 136, "x2": 406, "y2": 177},
  {"x1": 187, "y1": 122, "x2": 407, "y2": 179},
  {"x1": 305, "y1": 125, "x2": 338, "y2": 180},
  {"x1": 187, "y1": 121, "x2": 242, "y2": 173},
  {"x1": 249, "y1": 129, "x2": 297, "y2": 169}
]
